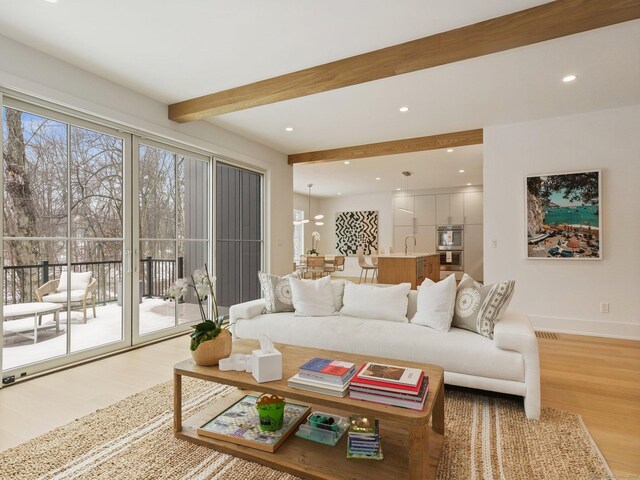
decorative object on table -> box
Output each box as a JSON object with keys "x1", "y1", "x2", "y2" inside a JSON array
[
  {"x1": 335, "y1": 210, "x2": 378, "y2": 256},
  {"x1": 349, "y1": 362, "x2": 429, "y2": 410},
  {"x1": 288, "y1": 356, "x2": 356, "y2": 397},
  {"x1": 255, "y1": 393, "x2": 286, "y2": 431},
  {"x1": 251, "y1": 335, "x2": 282, "y2": 383},
  {"x1": 347, "y1": 415, "x2": 383, "y2": 460},
  {"x1": 452, "y1": 273, "x2": 515, "y2": 339},
  {"x1": 295, "y1": 411, "x2": 350, "y2": 446},
  {"x1": 307, "y1": 231, "x2": 320, "y2": 255},
  {"x1": 167, "y1": 264, "x2": 230, "y2": 366},
  {"x1": 197, "y1": 394, "x2": 310, "y2": 453},
  {"x1": 218, "y1": 353, "x2": 252, "y2": 372},
  {"x1": 526, "y1": 170, "x2": 601, "y2": 259},
  {"x1": 257, "y1": 270, "x2": 301, "y2": 313}
]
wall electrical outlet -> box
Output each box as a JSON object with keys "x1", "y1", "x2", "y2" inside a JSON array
[
  {"x1": 489, "y1": 240, "x2": 498, "y2": 248},
  {"x1": 600, "y1": 302, "x2": 610, "y2": 313}
]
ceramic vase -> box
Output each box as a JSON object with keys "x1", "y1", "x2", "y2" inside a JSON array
[{"x1": 191, "y1": 329, "x2": 232, "y2": 366}]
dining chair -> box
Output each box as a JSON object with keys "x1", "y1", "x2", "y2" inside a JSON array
[
  {"x1": 323, "y1": 255, "x2": 345, "y2": 276},
  {"x1": 305, "y1": 255, "x2": 326, "y2": 279}
]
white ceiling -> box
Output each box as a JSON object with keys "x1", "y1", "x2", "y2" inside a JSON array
[
  {"x1": 0, "y1": 1, "x2": 638, "y2": 197},
  {"x1": 296, "y1": 145, "x2": 483, "y2": 198}
]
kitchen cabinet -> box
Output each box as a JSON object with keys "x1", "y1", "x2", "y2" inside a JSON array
[
  {"x1": 436, "y1": 193, "x2": 464, "y2": 225},
  {"x1": 394, "y1": 226, "x2": 435, "y2": 255},
  {"x1": 377, "y1": 254, "x2": 440, "y2": 289},
  {"x1": 413, "y1": 195, "x2": 436, "y2": 225},
  {"x1": 463, "y1": 191, "x2": 483, "y2": 224},
  {"x1": 393, "y1": 195, "x2": 415, "y2": 226}
]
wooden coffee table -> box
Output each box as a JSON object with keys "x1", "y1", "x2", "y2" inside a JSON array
[{"x1": 174, "y1": 340, "x2": 444, "y2": 480}]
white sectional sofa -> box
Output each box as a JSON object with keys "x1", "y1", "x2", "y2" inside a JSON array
[{"x1": 230, "y1": 287, "x2": 540, "y2": 419}]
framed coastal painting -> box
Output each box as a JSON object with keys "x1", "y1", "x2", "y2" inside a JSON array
[
  {"x1": 335, "y1": 210, "x2": 378, "y2": 256},
  {"x1": 526, "y1": 170, "x2": 601, "y2": 260}
]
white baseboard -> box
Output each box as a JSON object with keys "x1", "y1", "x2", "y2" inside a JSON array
[{"x1": 530, "y1": 315, "x2": 640, "y2": 341}]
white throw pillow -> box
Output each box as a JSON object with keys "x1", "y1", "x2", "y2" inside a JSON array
[
  {"x1": 57, "y1": 271, "x2": 92, "y2": 292},
  {"x1": 330, "y1": 280, "x2": 346, "y2": 311},
  {"x1": 289, "y1": 276, "x2": 337, "y2": 317},
  {"x1": 411, "y1": 275, "x2": 457, "y2": 332},
  {"x1": 340, "y1": 282, "x2": 411, "y2": 322}
]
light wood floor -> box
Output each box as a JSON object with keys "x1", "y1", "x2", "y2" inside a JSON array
[{"x1": 0, "y1": 333, "x2": 638, "y2": 476}]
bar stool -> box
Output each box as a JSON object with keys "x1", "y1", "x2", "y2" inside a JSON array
[{"x1": 357, "y1": 250, "x2": 377, "y2": 283}]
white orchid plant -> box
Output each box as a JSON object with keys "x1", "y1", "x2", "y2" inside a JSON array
[
  {"x1": 308, "y1": 231, "x2": 321, "y2": 255},
  {"x1": 167, "y1": 264, "x2": 227, "y2": 351}
]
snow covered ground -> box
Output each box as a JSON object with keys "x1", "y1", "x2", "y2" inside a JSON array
[{"x1": 2, "y1": 298, "x2": 200, "y2": 370}]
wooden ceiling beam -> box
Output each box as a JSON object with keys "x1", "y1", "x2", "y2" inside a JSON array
[
  {"x1": 168, "y1": 0, "x2": 640, "y2": 122},
  {"x1": 287, "y1": 129, "x2": 483, "y2": 165}
]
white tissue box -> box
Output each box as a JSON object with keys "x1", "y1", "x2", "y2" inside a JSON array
[{"x1": 251, "y1": 348, "x2": 282, "y2": 383}]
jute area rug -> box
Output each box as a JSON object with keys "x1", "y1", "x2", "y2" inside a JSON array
[{"x1": 0, "y1": 378, "x2": 612, "y2": 480}]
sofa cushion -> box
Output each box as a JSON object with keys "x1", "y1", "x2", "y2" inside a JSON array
[
  {"x1": 330, "y1": 280, "x2": 346, "y2": 311},
  {"x1": 453, "y1": 274, "x2": 516, "y2": 339},
  {"x1": 289, "y1": 276, "x2": 337, "y2": 317},
  {"x1": 340, "y1": 282, "x2": 411, "y2": 323},
  {"x1": 234, "y1": 313, "x2": 524, "y2": 383},
  {"x1": 411, "y1": 275, "x2": 457, "y2": 332},
  {"x1": 257, "y1": 271, "x2": 300, "y2": 314}
]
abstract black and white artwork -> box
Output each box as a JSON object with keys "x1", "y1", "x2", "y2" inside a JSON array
[{"x1": 335, "y1": 210, "x2": 378, "y2": 256}]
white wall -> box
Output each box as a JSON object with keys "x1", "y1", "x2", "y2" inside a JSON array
[
  {"x1": 314, "y1": 192, "x2": 393, "y2": 277},
  {"x1": 484, "y1": 105, "x2": 640, "y2": 339},
  {"x1": 0, "y1": 34, "x2": 293, "y2": 275}
]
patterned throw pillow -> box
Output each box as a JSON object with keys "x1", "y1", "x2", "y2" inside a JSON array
[
  {"x1": 452, "y1": 274, "x2": 515, "y2": 339},
  {"x1": 258, "y1": 271, "x2": 301, "y2": 313}
]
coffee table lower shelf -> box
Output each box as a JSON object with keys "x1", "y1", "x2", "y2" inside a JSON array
[{"x1": 176, "y1": 389, "x2": 443, "y2": 480}]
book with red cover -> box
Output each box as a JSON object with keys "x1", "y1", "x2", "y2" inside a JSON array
[
  {"x1": 299, "y1": 358, "x2": 356, "y2": 379},
  {"x1": 350, "y1": 376, "x2": 429, "y2": 400},
  {"x1": 350, "y1": 364, "x2": 424, "y2": 394}
]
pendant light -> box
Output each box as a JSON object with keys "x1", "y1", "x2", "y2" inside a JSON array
[
  {"x1": 293, "y1": 184, "x2": 325, "y2": 225},
  {"x1": 397, "y1": 171, "x2": 414, "y2": 214}
]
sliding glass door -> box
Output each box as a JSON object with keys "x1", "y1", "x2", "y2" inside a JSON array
[
  {"x1": 134, "y1": 139, "x2": 210, "y2": 342},
  {"x1": 1, "y1": 99, "x2": 130, "y2": 376}
]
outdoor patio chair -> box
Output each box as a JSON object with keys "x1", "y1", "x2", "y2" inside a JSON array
[{"x1": 36, "y1": 271, "x2": 97, "y2": 323}]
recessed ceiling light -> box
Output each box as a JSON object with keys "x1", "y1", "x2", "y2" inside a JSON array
[
  {"x1": 285, "y1": 127, "x2": 294, "y2": 132},
  {"x1": 337, "y1": 192, "x2": 342, "y2": 195},
  {"x1": 467, "y1": 183, "x2": 472, "y2": 186},
  {"x1": 562, "y1": 74, "x2": 577, "y2": 83},
  {"x1": 399, "y1": 106, "x2": 409, "y2": 113},
  {"x1": 447, "y1": 149, "x2": 454, "y2": 153},
  {"x1": 375, "y1": 177, "x2": 381, "y2": 180},
  {"x1": 459, "y1": 169, "x2": 465, "y2": 173},
  {"x1": 344, "y1": 161, "x2": 350, "y2": 165},
  {"x1": 396, "y1": 188, "x2": 402, "y2": 191},
  {"x1": 44, "y1": 0, "x2": 58, "y2": 3}
]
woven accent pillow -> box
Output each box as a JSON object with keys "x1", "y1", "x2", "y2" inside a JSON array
[
  {"x1": 452, "y1": 274, "x2": 515, "y2": 339},
  {"x1": 258, "y1": 270, "x2": 301, "y2": 313}
]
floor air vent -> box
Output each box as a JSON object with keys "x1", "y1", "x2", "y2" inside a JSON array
[{"x1": 535, "y1": 331, "x2": 558, "y2": 340}]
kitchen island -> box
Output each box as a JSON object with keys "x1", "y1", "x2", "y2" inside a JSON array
[{"x1": 376, "y1": 253, "x2": 440, "y2": 289}]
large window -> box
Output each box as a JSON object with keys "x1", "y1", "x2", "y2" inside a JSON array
[
  {"x1": 1, "y1": 93, "x2": 263, "y2": 379},
  {"x1": 2, "y1": 102, "x2": 127, "y2": 372},
  {"x1": 216, "y1": 162, "x2": 263, "y2": 311},
  {"x1": 293, "y1": 209, "x2": 304, "y2": 262},
  {"x1": 137, "y1": 141, "x2": 209, "y2": 337}
]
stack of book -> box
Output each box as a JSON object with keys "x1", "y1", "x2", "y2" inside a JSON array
[
  {"x1": 347, "y1": 415, "x2": 383, "y2": 460},
  {"x1": 287, "y1": 357, "x2": 356, "y2": 397},
  {"x1": 349, "y1": 361, "x2": 429, "y2": 410}
]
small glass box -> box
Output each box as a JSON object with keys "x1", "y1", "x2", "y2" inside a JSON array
[{"x1": 295, "y1": 411, "x2": 349, "y2": 446}]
